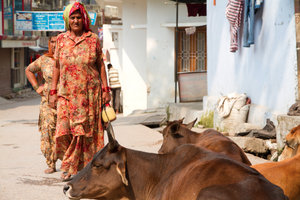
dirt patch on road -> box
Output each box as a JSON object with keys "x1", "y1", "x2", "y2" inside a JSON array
[
  {"x1": 1, "y1": 119, "x2": 38, "y2": 127},
  {"x1": 18, "y1": 176, "x2": 63, "y2": 186}
]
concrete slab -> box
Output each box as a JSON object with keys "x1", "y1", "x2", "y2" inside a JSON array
[
  {"x1": 105, "y1": 124, "x2": 163, "y2": 153},
  {"x1": 168, "y1": 102, "x2": 203, "y2": 124},
  {"x1": 112, "y1": 112, "x2": 166, "y2": 127}
]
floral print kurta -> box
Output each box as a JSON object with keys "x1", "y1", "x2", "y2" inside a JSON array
[
  {"x1": 54, "y1": 31, "x2": 104, "y2": 175},
  {"x1": 28, "y1": 55, "x2": 57, "y2": 169}
]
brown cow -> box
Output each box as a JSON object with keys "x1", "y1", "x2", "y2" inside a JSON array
[
  {"x1": 252, "y1": 153, "x2": 300, "y2": 200},
  {"x1": 158, "y1": 119, "x2": 251, "y2": 165},
  {"x1": 63, "y1": 132, "x2": 287, "y2": 200},
  {"x1": 278, "y1": 124, "x2": 300, "y2": 161},
  {"x1": 252, "y1": 125, "x2": 300, "y2": 200}
]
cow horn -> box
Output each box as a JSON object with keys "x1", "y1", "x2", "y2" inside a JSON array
[{"x1": 106, "y1": 122, "x2": 118, "y2": 150}]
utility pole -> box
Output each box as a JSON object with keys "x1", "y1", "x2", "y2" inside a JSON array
[
  {"x1": 295, "y1": 0, "x2": 300, "y2": 100},
  {"x1": 174, "y1": 0, "x2": 179, "y2": 103}
]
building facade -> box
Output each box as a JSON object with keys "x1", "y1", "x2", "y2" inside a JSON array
[
  {"x1": 103, "y1": 0, "x2": 206, "y2": 115},
  {"x1": 0, "y1": 0, "x2": 39, "y2": 95},
  {"x1": 0, "y1": 0, "x2": 102, "y2": 96},
  {"x1": 206, "y1": 1, "x2": 297, "y2": 125}
]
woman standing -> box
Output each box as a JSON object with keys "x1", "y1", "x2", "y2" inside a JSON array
[
  {"x1": 49, "y1": 2, "x2": 111, "y2": 181},
  {"x1": 25, "y1": 32, "x2": 60, "y2": 174}
]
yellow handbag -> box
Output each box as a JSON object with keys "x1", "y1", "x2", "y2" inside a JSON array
[{"x1": 102, "y1": 104, "x2": 116, "y2": 122}]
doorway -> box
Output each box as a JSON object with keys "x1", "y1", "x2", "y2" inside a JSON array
[{"x1": 177, "y1": 26, "x2": 207, "y2": 102}]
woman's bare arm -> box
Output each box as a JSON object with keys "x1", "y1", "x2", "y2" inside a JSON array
[
  {"x1": 25, "y1": 67, "x2": 38, "y2": 89},
  {"x1": 25, "y1": 63, "x2": 43, "y2": 95}
]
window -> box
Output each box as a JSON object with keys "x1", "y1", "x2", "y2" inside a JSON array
[
  {"x1": 15, "y1": 0, "x2": 23, "y2": 11},
  {"x1": 11, "y1": 48, "x2": 22, "y2": 88},
  {"x1": 177, "y1": 26, "x2": 207, "y2": 73},
  {"x1": 4, "y1": 0, "x2": 13, "y2": 35},
  {"x1": 24, "y1": 0, "x2": 31, "y2": 10}
]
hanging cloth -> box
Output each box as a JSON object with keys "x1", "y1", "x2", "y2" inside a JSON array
[
  {"x1": 255, "y1": 0, "x2": 264, "y2": 10},
  {"x1": 225, "y1": 0, "x2": 244, "y2": 52},
  {"x1": 243, "y1": 0, "x2": 263, "y2": 47},
  {"x1": 186, "y1": 3, "x2": 206, "y2": 17}
]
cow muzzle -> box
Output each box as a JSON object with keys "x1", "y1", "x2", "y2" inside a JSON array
[{"x1": 63, "y1": 184, "x2": 81, "y2": 200}]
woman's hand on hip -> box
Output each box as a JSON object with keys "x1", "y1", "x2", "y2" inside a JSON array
[
  {"x1": 49, "y1": 94, "x2": 58, "y2": 109},
  {"x1": 102, "y1": 92, "x2": 111, "y2": 104},
  {"x1": 36, "y1": 85, "x2": 44, "y2": 96}
]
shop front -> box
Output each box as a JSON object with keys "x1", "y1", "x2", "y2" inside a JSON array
[{"x1": 0, "y1": 36, "x2": 38, "y2": 95}]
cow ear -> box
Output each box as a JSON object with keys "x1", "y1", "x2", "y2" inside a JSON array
[
  {"x1": 116, "y1": 162, "x2": 128, "y2": 186},
  {"x1": 170, "y1": 123, "x2": 183, "y2": 138},
  {"x1": 170, "y1": 123, "x2": 180, "y2": 133},
  {"x1": 185, "y1": 118, "x2": 197, "y2": 129}
]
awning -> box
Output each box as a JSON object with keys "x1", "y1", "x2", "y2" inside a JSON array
[
  {"x1": 0, "y1": 35, "x2": 39, "y2": 41},
  {"x1": 0, "y1": 35, "x2": 39, "y2": 48},
  {"x1": 29, "y1": 46, "x2": 48, "y2": 52}
]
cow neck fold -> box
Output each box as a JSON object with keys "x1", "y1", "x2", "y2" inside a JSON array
[{"x1": 124, "y1": 149, "x2": 165, "y2": 199}]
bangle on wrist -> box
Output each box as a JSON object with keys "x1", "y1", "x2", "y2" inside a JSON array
[
  {"x1": 49, "y1": 89, "x2": 57, "y2": 95},
  {"x1": 102, "y1": 87, "x2": 111, "y2": 93},
  {"x1": 33, "y1": 85, "x2": 39, "y2": 91}
]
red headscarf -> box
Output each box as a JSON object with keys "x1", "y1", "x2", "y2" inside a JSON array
[{"x1": 64, "y1": 2, "x2": 91, "y2": 32}]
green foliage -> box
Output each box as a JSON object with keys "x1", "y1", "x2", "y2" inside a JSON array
[
  {"x1": 166, "y1": 105, "x2": 170, "y2": 122},
  {"x1": 273, "y1": 147, "x2": 285, "y2": 161},
  {"x1": 197, "y1": 110, "x2": 214, "y2": 128}
]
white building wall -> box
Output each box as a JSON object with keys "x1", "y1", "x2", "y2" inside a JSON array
[
  {"x1": 146, "y1": 0, "x2": 176, "y2": 108},
  {"x1": 103, "y1": 25, "x2": 122, "y2": 74},
  {"x1": 146, "y1": 0, "x2": 205, "y2": 108},
  {"x1": 103, "y1": 24, "x2": 123, "y2": 97},
  {"x1": 122, "y1": 0, "x2": 147, "y2": 115},
  {"x1": 207, "y1": 1, "x2": 297, "y2": 122}
]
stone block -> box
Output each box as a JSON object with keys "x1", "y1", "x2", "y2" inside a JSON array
[
  {"x1": 247, "y1": 104, "x2": 269, "y2": 127},
  {"x1": 168, "y1": 102, "x2": 203, "y2": 124},
  {"x1": 229, "y1": 136, "x2": 268, "y2": 154},
  {"x1": 276, "y1": 114, "x2": 300, "y2": 149}
]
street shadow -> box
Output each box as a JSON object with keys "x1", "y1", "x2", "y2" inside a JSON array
[{"x1": 0, "y1": 97, "x2": 41, "y2": 111}]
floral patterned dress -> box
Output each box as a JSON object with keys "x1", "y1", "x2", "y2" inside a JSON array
[
  {"x1": 27, "y1": 55, "x2": 57, "y2": 169},
  {"x1": 54, "y1": 31, "x2": 104, "y2": 175}
]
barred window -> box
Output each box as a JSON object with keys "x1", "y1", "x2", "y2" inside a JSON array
[{"x1": 177, "y1": 26, "x2": 207, "y2": 73}]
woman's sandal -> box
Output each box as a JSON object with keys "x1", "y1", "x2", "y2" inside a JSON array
[
  {"x1": 61, "y1": 172, "x2": 73, "y2": 182},
  {"x1": 44, "y1": 168, "x2": 56, "y2": 174}
]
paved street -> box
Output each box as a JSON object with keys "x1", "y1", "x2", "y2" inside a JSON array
[
  {"x1": 0, "y1": 97, "x2": 163, "y2": 200},
  {"x1": 0, "y1": 96, "x2": 268, "y2": 200}
]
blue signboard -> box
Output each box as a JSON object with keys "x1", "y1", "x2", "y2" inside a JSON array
[
  {"x1": 4, "y1": 6, "x2": 13, "y2": 19},
  {"x1": 16, "y1": 11, "x2": 97, "y2": 31}
]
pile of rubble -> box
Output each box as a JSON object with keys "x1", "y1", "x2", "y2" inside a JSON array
[{"x1": 2, "y1": 88, "x2": 40, "y2": 101}]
